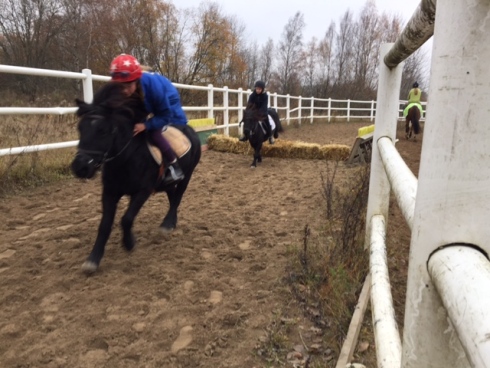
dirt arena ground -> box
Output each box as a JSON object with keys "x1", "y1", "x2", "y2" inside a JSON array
[{"x1": 0, "y1": 120, "x2": 422, "y2": 368}]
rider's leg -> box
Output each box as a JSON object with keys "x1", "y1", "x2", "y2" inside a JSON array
[
  {"x1": 263, "y1": 118, "x2": 274, "y2": 144},
  {"x1": 268, "y1": 115, "x2": 277, "y2": 142},
  {"x1": 149, "y1": 129, "x2": 184, "y2": 185}
]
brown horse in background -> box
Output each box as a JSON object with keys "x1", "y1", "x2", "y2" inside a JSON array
[{"x1": 405, "y1": 105, "x2": 421, "y2": 140}]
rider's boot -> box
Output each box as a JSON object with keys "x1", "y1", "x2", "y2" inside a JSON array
[{"x1": 162, "y1": 159, "x2": 185, "y2": 186}]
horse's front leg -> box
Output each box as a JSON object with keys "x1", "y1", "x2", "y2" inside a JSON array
[
  {"x1": 121, "y1": 190, "x2": 152, "y2": 251},
  {"x1": 250, "y1": 141, "x2": 262, "y2": 168},
  {"x1": 82, "y1": 192, "x2": 121, "y2": 274}
]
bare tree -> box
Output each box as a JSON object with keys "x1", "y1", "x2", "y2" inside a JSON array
[
  {"x1": 244, "y1": 40, "x2": 259, "y2": 88},
  {"x1": 259, "y1": 38, "x2": 274, "y2": 86},
  {"x1": 276, "y1": 11, "x2": 305, "y2": 94},
  {"x1": 333, "y1": 10, "x2": 355, "y2": 91},
  {"x1": 302, "y1": 37, "x2": 318, "y2": 97},
  {"x1": 316, "y1": 22, "x2": 335, "y2": 97}
]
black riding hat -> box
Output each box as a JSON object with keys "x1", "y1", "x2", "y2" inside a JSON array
[
  {"x1": 413, "y1": 81, "x2": 419, "y2": 88},
  {"x1": 254, "y1": 80, "x2": 265, "y2": 89}
]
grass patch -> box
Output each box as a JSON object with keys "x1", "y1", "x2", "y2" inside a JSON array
[
  {"x1": 0, "y1": 114, "x2": 78, "y2": 196},
  {"x1": 286, "y1": 161, "x2": 370, "y2": 359}
]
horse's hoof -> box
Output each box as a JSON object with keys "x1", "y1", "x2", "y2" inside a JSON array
[
  {"x1": 250, "y1": 165, "x2": 256, "y2": 169},
  {"x1": 159, "y1": 226, "x2": 174, "y2": 234},
  {"x1": 122, "y1": 233, "x2": 135, "y2": 252},
  {"x1": 81, "y1": 261, "x2": 98, "y2": 274}
]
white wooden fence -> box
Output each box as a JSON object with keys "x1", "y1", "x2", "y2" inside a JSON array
[
  {"x1": 364, "y1": 0, "x2": 490, "y2": 367},
  {"x1": 0, "y1": 64, "x2": 423, "y2": 157}
]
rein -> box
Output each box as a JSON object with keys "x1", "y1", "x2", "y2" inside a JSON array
[{"x1": 77, "y1": 125, "x2": 133, "y2": 167}]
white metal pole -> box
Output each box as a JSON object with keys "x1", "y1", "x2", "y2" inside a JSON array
[
  {"x1": 273, "y1": 92, "x2": 278, "y2": 109},
  {"x1": 402, "y1": 0, "x2": 490, "y2": 366},
  {"x1": 365, "y1": 43, "x2": 403, "y2": 246},
  {"x1": 298, "y1": 96, "x2": 302, "y2": 125},
  {"x1": 207, "y1": 84, "x2": 214, "y2": 120},
  {"x1": 82, "y1": 69, "x2": 93, "y2": 103},
  {"x1": 310, "y1": 97, "x2": 314, "y2": 124},
  {"x1": 328, "y1": 98, "x2": 331, "y2": 122},
  {"x1": 238, "y1": 87, "x2": 243, "y2": 136},
  {"x1": 370, "y1": 100, "x2": 375, "y2": 122},
  {"x1": 286, "y1": 94, "x2": 290, "y2": 125},
  {"x1": 347, "y1": 99, "x2": 351, "y2": 122},
  {"x1": 370, "y1": 215, "x2": 402, "y2": 368},
  {"x1": 223, "y1": 86, "x2": 229, "y2": 136},
  {"x1": 428, "y1": 246, "x2": 490, "y2": 368}
]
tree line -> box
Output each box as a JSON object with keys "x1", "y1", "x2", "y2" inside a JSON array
[{"x1": 0, "y1": 0, "x2": 427, "y2": 104}]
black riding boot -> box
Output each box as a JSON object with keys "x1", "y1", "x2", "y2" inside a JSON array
[{"x1": 162, "y1": 160, "x2": 185, "y2": 186}]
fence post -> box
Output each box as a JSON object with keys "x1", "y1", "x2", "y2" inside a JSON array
[
  {"x1": 223, "y1": 86, "x2": 229, "y2": 136},
  {"x1": 286, "y1": 94, "x2": 290, "y2": 125},
  {"x1": 370, "y1": 100, "x2": 375, "y2": 122},
  {"x1": 207, "y1": 84, "x2": 214, "y2": 120},
  {"x1": 347, "y1": 99, "x2": 351, "y2": 122},
  {"x1": 328, "y1": 98, "x2": 331, "y2": 122},
  {"x1": 365, "y1": 42, "x2": 403, "y2": 250},
  {"x1": 310, "y1": 97, "x2": 314, "y2": 124},
  {"x1": 402, "y1": 0, "x2": 490, "y2": 366},
  {"x1": 81, "y1": 69, "x2": 93, "y2": 103},
  {"x1": 298, "y1": 96, "x2": 302, "y2": 126},
  {"x1": 238, "y1": 87, "x2": 243, "y2": 136},
  {"x1": 273, "y1": 92, "x2": 278, "y2": 109}
]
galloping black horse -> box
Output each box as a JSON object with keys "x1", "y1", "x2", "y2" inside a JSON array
[
  {"x1": 71, "y1": 82, "x2": 201, "y2": 273},
  {"x1": 239, "y1": 105, "x2": 283, "y2": 168}
]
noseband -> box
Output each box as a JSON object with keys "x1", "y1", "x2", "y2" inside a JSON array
[{"x1": 76, "y1": 116, "x2": 133, "y2": 167}]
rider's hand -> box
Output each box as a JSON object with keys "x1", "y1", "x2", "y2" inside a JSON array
[{"x1": 133, "y1": 123, "x2": 146, "y2": 136}]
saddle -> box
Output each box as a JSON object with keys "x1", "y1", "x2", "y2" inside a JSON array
[{"x1": 147, "y1": 125, "x2": 191, "y2": 165}]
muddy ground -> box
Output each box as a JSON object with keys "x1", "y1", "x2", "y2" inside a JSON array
[{"x1": 0, "y1": 120, "x2": 421, "y2": 368}]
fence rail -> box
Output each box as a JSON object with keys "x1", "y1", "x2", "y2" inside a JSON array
[
  {"x1": 364, "y1": 0, "x2": 490, "y2": 367},
  {"x1": 0, "y1": 64, "x2": 424, "y2": 157}
]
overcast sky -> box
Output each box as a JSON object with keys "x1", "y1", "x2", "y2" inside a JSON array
[{"x1": 172, "y1": 0, "x2": 423, "y2": 45}]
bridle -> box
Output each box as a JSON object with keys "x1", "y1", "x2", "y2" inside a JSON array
[{"x1": 76, "y1": 115, "x2": 133, "y2": 168}]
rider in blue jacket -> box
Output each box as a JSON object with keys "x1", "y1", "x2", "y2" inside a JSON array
[{"x1": 110, "y1": 54, "x2": 186, "y2": 186}]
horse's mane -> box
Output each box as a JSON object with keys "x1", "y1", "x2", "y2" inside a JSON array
[{"x1": 87, "y1": 82, "x2": 147, "y2": 122}]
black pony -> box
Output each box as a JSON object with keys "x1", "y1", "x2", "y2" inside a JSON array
[
  {"x1": 239, "y1": 105, "x2": 283, "y2": 168},
  {"x1": 71, "y1": 82, "x2": 201, "y2": 274}
]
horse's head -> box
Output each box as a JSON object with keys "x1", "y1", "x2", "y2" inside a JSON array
[
  {"x1": 71, "y1": 83, "x2": 146, "y2": 179},
  {"x1": 242, "y1": 104, "x2": 265, "y2": 132}
]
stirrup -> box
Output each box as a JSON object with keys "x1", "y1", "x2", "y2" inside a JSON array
[{"x1": 162, "y1": 164, "x2": 184, "y2": 186}]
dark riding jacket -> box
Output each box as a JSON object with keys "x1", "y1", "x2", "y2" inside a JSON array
[{"x1": 248, "y1": 91, "x2": 269, "y2": 118}]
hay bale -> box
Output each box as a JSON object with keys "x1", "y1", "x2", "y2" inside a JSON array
[{"x1": 207, "y1": 134, "x2": 350, "y2": 161}]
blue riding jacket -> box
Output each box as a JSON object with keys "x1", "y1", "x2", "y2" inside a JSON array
[{"x1": 139, "y1": 72, "x2": 188, "y2": 130}]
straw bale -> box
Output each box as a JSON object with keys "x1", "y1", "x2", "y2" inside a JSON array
[{"x1": 207, "y1": 134, "x2": 350, "y2": 161}]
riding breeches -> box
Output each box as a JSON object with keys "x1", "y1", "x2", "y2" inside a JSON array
[
  {"x1": 149, "y1": 129, "x2": 176, "y2": 163},
  {"x1": 267, "y1": 115, "x2": 276, "y2": 131}
]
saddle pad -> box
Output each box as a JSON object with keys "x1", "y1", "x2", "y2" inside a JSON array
[{"x1": 147, "y1": 126, "x2": 191, "y2": 165}]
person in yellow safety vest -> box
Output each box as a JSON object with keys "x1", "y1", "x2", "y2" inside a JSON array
[{"x1": 403, "y1": 81, "x2": 424, "y2": 118}]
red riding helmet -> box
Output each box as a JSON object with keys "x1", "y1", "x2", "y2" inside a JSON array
[{"x1": 109, "y1": 54, "x2": 142, "y2": 82}]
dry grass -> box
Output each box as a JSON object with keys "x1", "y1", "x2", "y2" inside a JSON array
[
  {"x1": 284, "y1": 161, "x2": 371, "y2": 366},
  {"x1": 208, "y1": 134, "x2": 351, "y2": 161},
  {"x1": 0, "y1": 114, "x2": 78, "y2": 196}
]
